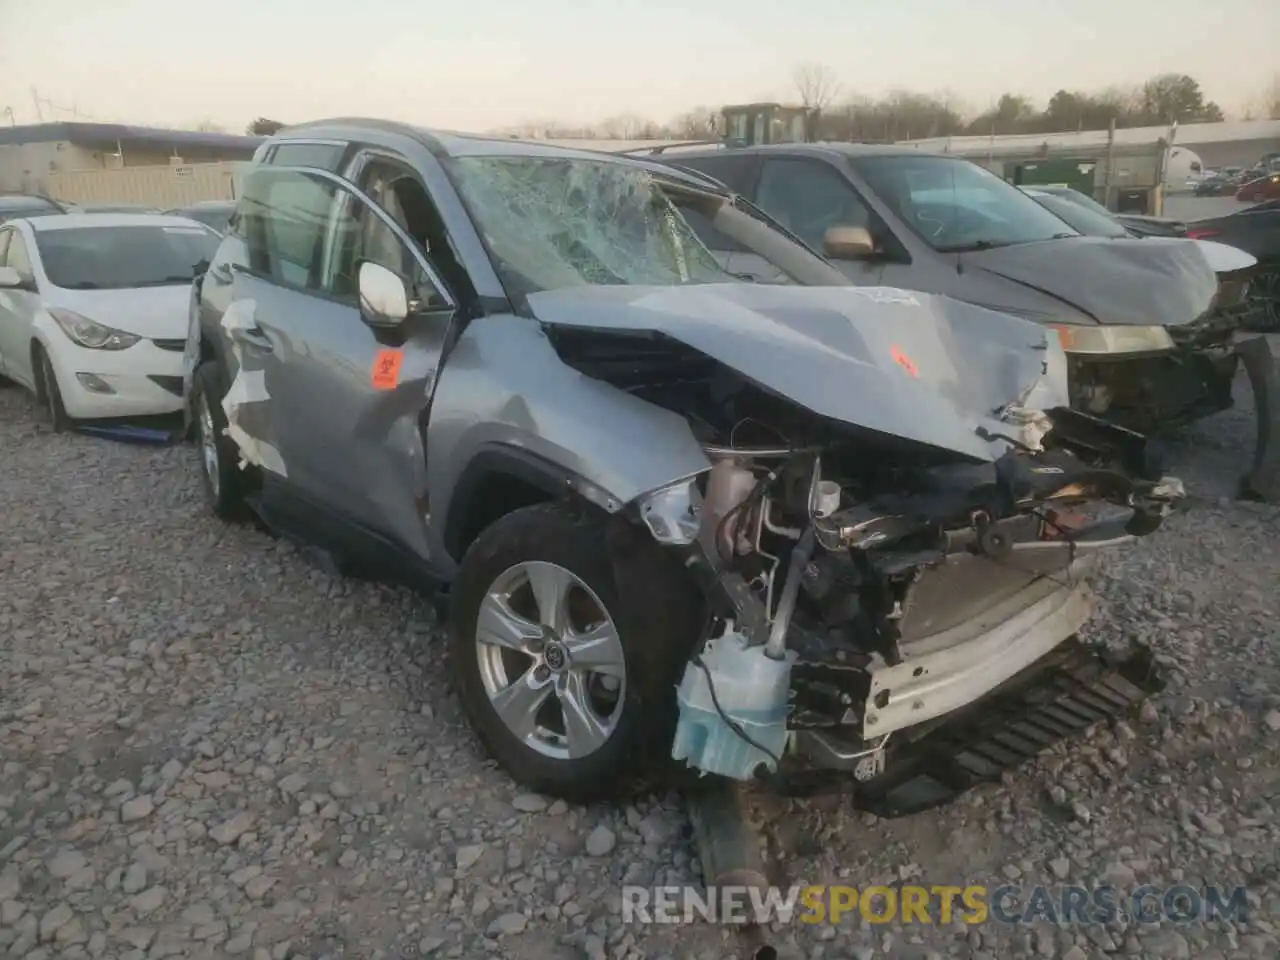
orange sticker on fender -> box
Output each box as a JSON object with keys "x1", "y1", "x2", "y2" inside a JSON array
[
  {"x1": 890, "y1": 345, "x2": 919, "y2": 377},
  {"x1": 371, "y1": 349, "x2": 403, "y2": 390}
]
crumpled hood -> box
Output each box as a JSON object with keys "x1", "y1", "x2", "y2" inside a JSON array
[
  {"x1": 528, "y1": 283, "x2": 1067, "y2": 463},
  {"x1": 964, "y1": 235, "x2": 1219, "y2": 326}
]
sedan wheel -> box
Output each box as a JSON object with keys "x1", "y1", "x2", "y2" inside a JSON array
[
  {"x1": 475, "y1": 561, "x2": 626, "y2": 760},
  {"x1": 38, "y1": 348, "x2": 71, "y2": 432},
  {"x1": 197, "y1": 389, "x2": 221, "y2": 501}
]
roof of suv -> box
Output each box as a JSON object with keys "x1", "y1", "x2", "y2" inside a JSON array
[
  {"x1": 265, "y1": 118, "x2": 734, "y2": 193},
  {"x1": 664, "y1": 142, "x2": 949, "y2": 161}
]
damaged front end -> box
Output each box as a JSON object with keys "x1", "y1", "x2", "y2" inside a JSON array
[
  {"x1": 574, "y1": 306, "x2": 1187, "y2": 807},
  {"x1": 1059, "y1": 240, "x2": 1258, "y2": 436},
  {"x1": 646, "y1": 416, "x2": 1180, "y2": 799}
]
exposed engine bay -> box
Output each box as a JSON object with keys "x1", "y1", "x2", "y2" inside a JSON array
[{"x1": 661, "y1": 416, "x2": 1180, "y2": 784}]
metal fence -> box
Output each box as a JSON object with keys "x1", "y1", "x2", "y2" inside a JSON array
[{"x1": 46, "y1": 161, "x2": 251, "y2": 208}]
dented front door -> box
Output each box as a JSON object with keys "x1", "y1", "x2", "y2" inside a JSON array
[{"x1": 225, "y1": 166, "x2": 454, "y2": 560}]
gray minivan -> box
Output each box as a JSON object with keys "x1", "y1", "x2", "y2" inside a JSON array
[{"x1": 663, "y1": 144, "x2": 1243, "y2": 436}]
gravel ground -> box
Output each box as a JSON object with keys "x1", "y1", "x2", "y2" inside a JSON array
[{"x1": 2, "y1": 344, "x2": 1279, "y2": 960}]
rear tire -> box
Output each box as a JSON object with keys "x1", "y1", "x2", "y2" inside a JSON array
[
  {"x1": 33, "y1": 344, "x2": 71, "y2": 432},
  {"x1": 448, "y1": 502, "x2": 702, "y2": 802},
  {"x1": 192, "y1": 360, "x2": 250, "y2": 519}
]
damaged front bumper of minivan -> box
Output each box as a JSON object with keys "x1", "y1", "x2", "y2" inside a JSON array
[
  {"x1": 1057, "y1": 318, "x2": 1280, "y2": 502},
  {"x1": 636, "y1": 406, "x2": 1183, "y2": 807}
]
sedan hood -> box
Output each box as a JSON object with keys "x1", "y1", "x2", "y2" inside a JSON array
[
  {"x1": 45, "y1": 284, "x2": 191, "y2": 339},
  {"x1": 529, "y1": 283, "x2": 1067, "y2": 464},
  {"x1": 964, "y1": 235, "x2": 1218, "y2": 326}
]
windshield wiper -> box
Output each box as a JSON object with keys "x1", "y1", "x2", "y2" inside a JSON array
[
  {"x1": 60, "y1": 281, "x2": 104, "y2": 289},
  {"x1": 937, "y1": 239, "x2": 1008, "y2": 253},
  {"x1": 135, "y1": 275, "x2": 195, "y2": 287}
]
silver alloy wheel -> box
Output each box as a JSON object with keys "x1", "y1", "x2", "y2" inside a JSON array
[
  {"x1": 475, "y1": 560, "x2": 627, "y2": 760},
  {"x1": 197, "y1": 391, "x2": 221, "y2": 500}
]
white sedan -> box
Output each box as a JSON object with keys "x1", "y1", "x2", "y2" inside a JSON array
[{"x1": 0, "y1": 212, "x2": 221, "y2": 429}]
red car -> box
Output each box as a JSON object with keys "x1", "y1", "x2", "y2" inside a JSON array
[{"x1": 1237, "y1": 173, "x2": 1280, "y2": 202}]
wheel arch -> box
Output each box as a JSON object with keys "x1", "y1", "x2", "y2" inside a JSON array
[{"x1": 442, "y1": 445, "x2": 624, "y2": 564}]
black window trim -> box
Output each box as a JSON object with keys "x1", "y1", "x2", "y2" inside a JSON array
[{"x1": 236, "y1": 164, "x2": 458, "y2": 313}]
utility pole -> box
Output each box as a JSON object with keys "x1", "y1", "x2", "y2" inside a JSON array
[
  {"x1": 30, "y1": 87, "x2": 43, "y2": 121},
  {"x1": 1102, "y1": 118, "x2": 1116, "y2": 211}
]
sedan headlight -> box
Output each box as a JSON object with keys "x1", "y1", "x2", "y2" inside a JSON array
[
  {"x1": 48, "y1": 308, "x2": 141, "y2": 351},
  {"x1": 1049, "y1": 324, "x2": 1175, "y2": 355}
]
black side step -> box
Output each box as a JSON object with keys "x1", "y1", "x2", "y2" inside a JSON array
[{"x1": 848, "y1": 638, "x2": 1165, "y2": 819}]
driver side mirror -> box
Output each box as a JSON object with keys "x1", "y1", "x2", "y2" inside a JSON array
[
  {"x1": 0, "y1": 266, "x2": 27, "y2": 290},
  {"x1": 358, "y1": 260, "x2": 410, "y2": 328},
  {"x1": 823, "y1": 225, "x2": 876, "y2": 261}
]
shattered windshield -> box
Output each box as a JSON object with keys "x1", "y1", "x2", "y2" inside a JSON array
[{"x1": 447, "y1": 156, "x2": 734, "y2": 294}]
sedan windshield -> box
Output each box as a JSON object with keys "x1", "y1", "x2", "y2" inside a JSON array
[
  {"x1": 446, "y1": 156, "x2": 735, "y2": 294},
  {"x1": 1023, "y1": 190, "x2": 1129, "y2": 238},
  {"x1": 36, "y1": 223, "x2": 221, "y2": 290},
  {"x1": 852, "y1": 155, "x2": 1080, "y2": 252}
]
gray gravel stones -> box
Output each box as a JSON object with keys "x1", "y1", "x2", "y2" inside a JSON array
[{"x1": 2, "y1": 346, "x2": 1279, "y2": 959}]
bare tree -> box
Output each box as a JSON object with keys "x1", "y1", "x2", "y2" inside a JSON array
[
  {"x1": 792, "y1": 62, "x2": 840, "y2": 111},
  {"x1": 192, "y1": 118, "x2": 226, "y2": 133}
]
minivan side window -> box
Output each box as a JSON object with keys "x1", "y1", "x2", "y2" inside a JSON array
[
  {"x1": 756, "y1": 158, "x2": 873, "y2": 251},
  {"x1": 239, "y1": 168, "x2": 338, "y2": 291}
]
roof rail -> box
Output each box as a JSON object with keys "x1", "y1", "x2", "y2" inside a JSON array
[{"x1": 611, "y1": 139, "x2": 724, "y2": 156}]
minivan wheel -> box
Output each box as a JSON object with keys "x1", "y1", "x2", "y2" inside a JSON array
[
  {"x1": 192, "y1": 361, "x2": 249, "y2": 519},
  {"x1": 449, "y1": 502, "x2": 702, "y2": 802}
]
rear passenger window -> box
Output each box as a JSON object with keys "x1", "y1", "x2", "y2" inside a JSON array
[
  {"x1": 267, "y1": 143, "x2": 346, "y2": 171},
  {"x1": 239, "y1": 168, "x2": 339, "y2": 291}
]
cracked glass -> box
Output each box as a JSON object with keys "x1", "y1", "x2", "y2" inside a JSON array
[{"x1": 448, "y1": 156, "x2": 733, "y2": 295}]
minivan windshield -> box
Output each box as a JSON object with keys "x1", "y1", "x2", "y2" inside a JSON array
[
  {"x1": 851, "y1": 155, "x2": 1081, "y2": 252},
  {"x1": 36, "y1": 223, "x2": 221, "y2": 290},
  {"x1": 446, "y1": 156, "x2": 735, "y2": 294}
]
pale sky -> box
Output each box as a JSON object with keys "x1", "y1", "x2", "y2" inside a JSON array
[{"x1": 1, "y1": 0, "x2": 1276, "y2": 134}]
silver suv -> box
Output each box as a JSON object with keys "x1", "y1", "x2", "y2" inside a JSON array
[{"x1": 185, "y1": 120, "x2": 1183, "y2": 806}]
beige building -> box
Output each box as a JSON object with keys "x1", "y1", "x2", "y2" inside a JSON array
[{"x1": 0, "y1": 121, "x2": 263, "y2": 203}]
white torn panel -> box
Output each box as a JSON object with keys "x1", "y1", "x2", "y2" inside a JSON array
[{"x1": 218, "y1": 298, "x2": 288, "y2": 478}]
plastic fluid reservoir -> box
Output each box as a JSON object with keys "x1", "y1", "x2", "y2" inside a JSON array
[{"x1": 670, "y1": 625, "x2": 795, "y2": 781}]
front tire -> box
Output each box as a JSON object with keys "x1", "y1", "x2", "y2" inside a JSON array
[
  {"x1": 191, "y1": 360, "x2": 250, "y2": 519},
  {"x1": 34, "y1": 344, "x2": 71, "y2": 432},
  {"x1": 1246, "y1": 269, "x2": 1280, "y2": 332},
  {"x1": 448, "y1": 502, "x2": 702, "y2": 802}
]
